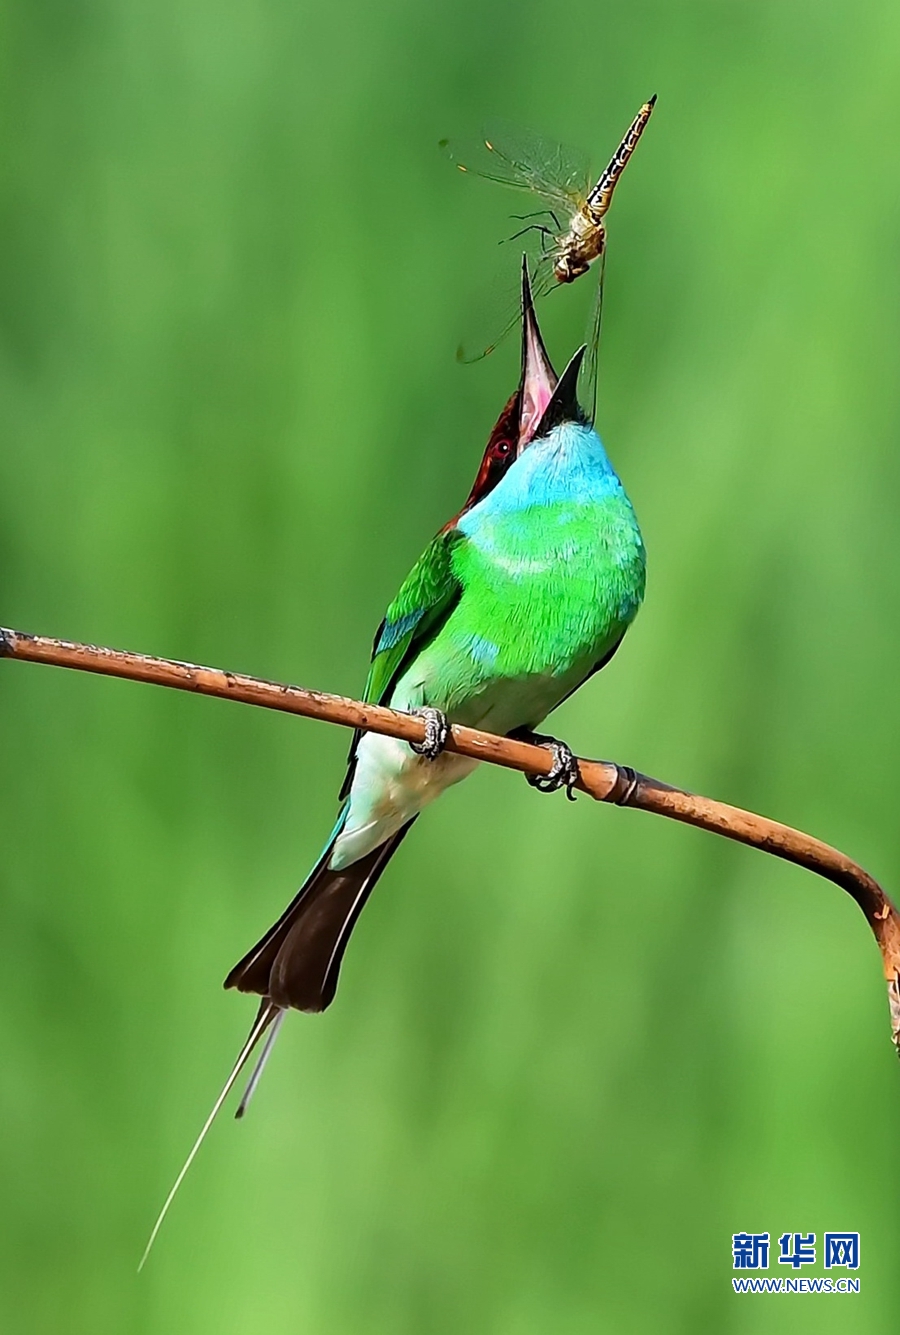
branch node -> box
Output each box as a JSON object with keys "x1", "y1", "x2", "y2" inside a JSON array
[{"x1": 609, "y1": 764, "x2": 639, "y2": 806}]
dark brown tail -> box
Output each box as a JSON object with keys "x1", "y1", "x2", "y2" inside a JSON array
[{"x1": 224, "y1": 819, "x2": 417, "y2": 1012}]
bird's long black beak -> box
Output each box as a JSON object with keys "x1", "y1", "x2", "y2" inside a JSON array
[
  {"x1": 532, "y1": 344, "x2": 587, "y2": 438},
  {"x1": 517, "y1": 258, "x2": 558, "y2": 452}
]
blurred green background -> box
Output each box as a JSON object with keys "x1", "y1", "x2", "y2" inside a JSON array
[{"x1": 2, "y1": 0, "x2": 899, "y2": 1330}]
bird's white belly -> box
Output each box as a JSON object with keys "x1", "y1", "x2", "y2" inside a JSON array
[
  {"x1": 329, "y1": 645, "x2": 591, "y2": 871},
  {"x1": 329, "y1": 732, "x2": 477, "y2": 870}
]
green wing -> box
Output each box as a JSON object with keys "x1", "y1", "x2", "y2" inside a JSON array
[{"x1": 339, "y1": 527, "x2": 464, "y2": 797}]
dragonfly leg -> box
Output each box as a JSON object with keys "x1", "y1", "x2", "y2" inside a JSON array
[
  {"x1": 501, "y1": 223, "x2": 554, "y2": 247},
  {"x1": 510, "y1": 208, "x2": 562, "y2": 230}
]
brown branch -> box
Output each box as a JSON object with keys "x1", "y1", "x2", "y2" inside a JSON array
[{"x1": 3, "y1": 623, "x2": 900, "y2": 1054}]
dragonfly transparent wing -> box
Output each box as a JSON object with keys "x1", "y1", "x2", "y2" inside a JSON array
[
  {"x1": 441, "y1": 124, "x2": 591, "y2": 214},
  {"x1": 582, "y1": 250, "x2": 607, "y2": 422},
  {"x1": 456, "y1": 252, "x2": 558, "y2": 364}
]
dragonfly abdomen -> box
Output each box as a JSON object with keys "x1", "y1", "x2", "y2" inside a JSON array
[{"x1": 585, "y1": 96, "x2": 656, "y2": 224}]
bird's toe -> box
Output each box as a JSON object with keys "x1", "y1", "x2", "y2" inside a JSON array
[
  {"x1": 519, "y1": 731, "x2": 580, "y2": 800},
  {"x1": 409, "y1": 706, "x2": 450, "y2": 760}
]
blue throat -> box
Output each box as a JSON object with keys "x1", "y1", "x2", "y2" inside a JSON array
[{"x1": 457, "y1": 420, "x2": 624, "y2": 532}]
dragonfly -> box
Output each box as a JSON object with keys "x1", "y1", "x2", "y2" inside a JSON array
[{"x1": 441, "y1": 96, "x2": 656, "y2": 411}]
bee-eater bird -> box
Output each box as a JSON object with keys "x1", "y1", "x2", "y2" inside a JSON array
[{"x1": 141, "y1": 262, "x2": 646, "y2": 1263}]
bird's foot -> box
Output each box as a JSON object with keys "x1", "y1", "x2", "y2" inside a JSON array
[
  {"x1": 514, "y1": 729, "x2": 580, "y2": 801},
  {"x1": 409, "y1": 706, "x2": 450, "y2": 760}
]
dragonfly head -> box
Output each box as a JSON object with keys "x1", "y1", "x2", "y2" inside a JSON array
[{"x1": 553, "y1": 248, "x2": 595, "y2": 285}]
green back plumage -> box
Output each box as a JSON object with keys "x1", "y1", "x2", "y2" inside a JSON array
[
  {"x1": 341, "y1": 416, "x2": 646, "y2": 786},
  {"x1": 364, "y1": 529, "x2": 464, "y2": 706},
  {"x1": 339, "y1": 528, "x2": 464, "y2": 797}
]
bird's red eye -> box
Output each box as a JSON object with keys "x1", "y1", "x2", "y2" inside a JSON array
[{"x1": 494, "y1": 439, "x2": 511, "y2": 457}]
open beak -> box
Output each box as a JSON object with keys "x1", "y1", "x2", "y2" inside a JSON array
[
  {"x1": 517, "y1": 258, "x2": 558, "y2": 452},
  {"x1": 531, "y1": 343, "x2": 587, "y2": 438},
  {"x1": 446, "y1": 259, "x2": 575, "y2": 531}
]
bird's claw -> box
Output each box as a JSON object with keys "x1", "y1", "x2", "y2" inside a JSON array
[
  {"x1": 521, "y1": 732, "x2": 580, "y2": 800},
  {"x1": 409, "y1": 706, "x2": 450, "y2": 760}
]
